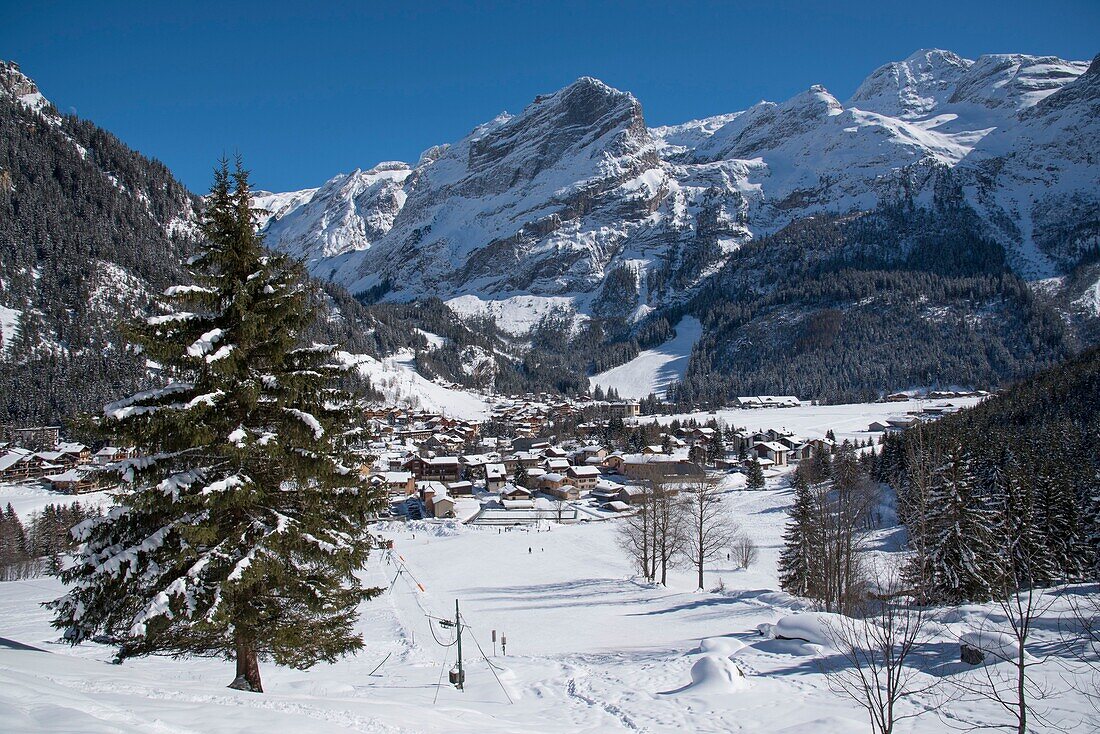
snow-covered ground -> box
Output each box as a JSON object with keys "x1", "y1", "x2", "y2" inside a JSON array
[
  {"x1": 589, "y1": 317, "x2": 703, "y2": 400},
  {"x1": 644, "y1": 396, "x2": 984, "y2": 442},
  {"x1": 2, "y1": 458, "x2": 1095, "y2": 733},
  {"x1": 337, "y1": 350, "x2": 490, "y2": 420},
  {"x1": 0, "y1": 303, "x2": 21, "y2": 356},
  {"x1": 0, "y1": 481, "x2": 115, "y2": 520}
]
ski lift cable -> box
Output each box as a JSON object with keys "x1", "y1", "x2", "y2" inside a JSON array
[
  {"x1": 388, "y1": 551, "x2": 457, "y2": 647},
  {"x1": 432, "y1": 640, "x2": 452, "y2": 705}
]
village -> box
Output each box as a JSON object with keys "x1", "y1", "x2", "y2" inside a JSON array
[{"x1": 1, "y1": 390, "x2": 985, "y2": 528}]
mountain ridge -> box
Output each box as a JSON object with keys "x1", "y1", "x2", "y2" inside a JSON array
[{"x1": 257, "y1": 48, "x2": 1099, "y2": 330}]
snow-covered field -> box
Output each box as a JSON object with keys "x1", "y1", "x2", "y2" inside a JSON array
[
  {"x1": 589, "y1": 317, "x2": 703, "y2": 400},
  {"x1": 2, "y1": 458, "x2": 1095, "y2": 733},
  {"x1": 645, "y1": 396, "x2": 984, "y2": 442}
]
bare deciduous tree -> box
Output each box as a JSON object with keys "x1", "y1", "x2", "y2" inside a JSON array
[
  {"x1": 731, "y1": 534, "x2": 758, "y2": 569},
  {"x1": 948, "y1": 572, "x2": 1060, "y2": 734},
  {"x1": 817, "y1": 446, "x2": 878, "y2": 614},
  {"x1": 1062, "y1": 589, "x2": 1100, "y2": 712},
  {"x1": 651, "y1": 483, "x2": 685, "y2": 586},
  {"x1": 682, "y1": 481, "x2": 738, "y2": 590},
  {"x1": 616, "y1": 483, "x2": 684, "y2": 585},
  {"x1": 821, "y1": 566, "x2": 935, "y2": 734}
]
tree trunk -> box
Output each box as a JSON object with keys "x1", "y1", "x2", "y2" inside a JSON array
[
  {"x1": 697, "y1": 560, "x2": 704, "y2": 591},
  {"x1": 228, "y1": 630, "x2": 263, "y2": 693}
]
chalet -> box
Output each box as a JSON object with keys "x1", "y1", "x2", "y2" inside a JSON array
[
  {"x1": 543, "y1": 457, "x2": 571, "y2": 473},
  {"x1": 523, "y1": 467, "x2": 546, "y2": 488},
  {"x1": 404, "y1": 456, "x2": 462, "y2": 482},
  {"x1": 44, "y1": 468, "x2": 100, "y2": 494},
  {"x1": 642, "y1": 445, "x2": 665, "y2": 455},
  {"x1": 543, "y1": 484, "x2": 579, "y2": 501},
  {"x1": 430, "y1": 495, "x2": 455, "y2": 518},
  {"x1": 424, "y1": 456, "x2": 462, "y2": 482},
  {"x1": 0, "y1": 448, "x2": 55, "y2": 481},
  {"x1": 566, "y1": 465, "x2": 600, "y2": 491},
  {"x1": 735, "y1": 396, "x2": 801, "y2": 409},
  {"x1": 622, "y1": 456, "x2": 706, "y2": 482},
  {"x1": 372, "y1": 471, "x2": 415, "y2": 495},
  {"x1": 447, "y1": 480, "x2": 474, "y2": 496},
  {"x1": 615, "y1": 485, "x2": 648, "y2": 505},
  {"x1": 460, "y1": 453, "x2": 494, "y2": 477},
  {"x1": 867, "y1": 421, "x2": 889, "y2": 433},
  {"x1": 36, "y1": 450, "x2": 78, "y2": 469},
  {"x1": 512, "y1": 438, "x2": 551, "y2": 453},
  {"x1": 575, "y1": 444, "x2": 607, "y2": 463},
  {"x1": 58, "y1": 443, "x2": 92, "y2": 465},
  {"x1": 503, "y1": 451, "x2": 542, "y2": 473},
  {"x1": 94, "y1": 446, "x2": 132, "y2": 465},
  {"x1": 885, "y1": 417, "x2": 919, "y2": 433},
  {"x1": 788, "y1": 443, "x2": 815, "y2": 461},
  {"x1": 484, "y1": 463, "x2": 507, "y2": 492},
  {"x1": 397, "y1": 428, "x2": 434, "y2": 443},
  {"x1": 539, "y1": 472, "x2": 567, "y2": 491},
  {"x1": 500, "y1": 485, "x2": 533, "y2": 501},
  {"x1": 752, "y1": 441, "x2": 789, "y2": 467}
]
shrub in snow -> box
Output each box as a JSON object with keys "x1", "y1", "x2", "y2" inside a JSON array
[
  {"x1": 774, "y1": 612, "x2": 866, "y2": 648},
  {"x1": 958, "y1": 629, "x2": 1033, "y2": 664},
  {"x1": 683, "y1": 655, "x2": 749, "y2": 694}
]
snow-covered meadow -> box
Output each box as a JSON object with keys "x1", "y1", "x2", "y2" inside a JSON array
[{"x1": 2, "y1": 455, "x2": 1096, "y2": 733}]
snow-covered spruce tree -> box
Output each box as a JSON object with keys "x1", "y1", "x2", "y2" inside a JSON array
[
  {"x1": 923, "y1": 444, "x2": 1001, "y2": 604},
  {"x1": 746, "y1": 457, "x2": 766, "y2": 490},
  {"x1": 778, "y1": 471, "x2": 821, "y2": 598},
  {"x1": 49, "y1": 160, "x2": 384, "y2": 693}
]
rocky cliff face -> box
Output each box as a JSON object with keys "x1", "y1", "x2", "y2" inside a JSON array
[{"x1": 257, "y1": 50, "x2": 1099, "y2": 328}]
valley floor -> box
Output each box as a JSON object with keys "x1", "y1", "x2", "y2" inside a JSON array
[{"x1": 0, "y1": 400, "x2": 1095, "y2": 733}]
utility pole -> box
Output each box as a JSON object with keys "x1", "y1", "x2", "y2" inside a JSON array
[
  {"x1": 439, "y1": 599, "x2": 464, "y2": 690},
  {"x1": 455, "y1": 599, "x2": 463, "y2": 691}
]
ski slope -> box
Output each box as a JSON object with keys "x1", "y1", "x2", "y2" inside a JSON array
[
  {"x1": 338, "y1": 350, "x2": 490, "y2": 420},
  {"x1": 589, "y1": 316, "x2": 703, "y2": 399}
]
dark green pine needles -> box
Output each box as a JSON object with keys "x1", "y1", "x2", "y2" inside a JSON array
[{"x1": 50, "y1": 159, "x2": 385, "y2": 693}]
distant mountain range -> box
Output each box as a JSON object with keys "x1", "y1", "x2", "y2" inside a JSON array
[
  {"x1": 2, "y1": 51, "x2": 1098, "y2": 421},
  {"x1": 255, "y1": 50, "x2": 1100, "y2": 329}
]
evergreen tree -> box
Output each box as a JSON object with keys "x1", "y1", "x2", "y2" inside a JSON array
[
  {"x1": 0, "y1": 503, "x2": 29, "y2": 578},
  {"x1": 778, "y1": 472, "x2": 820, "y2": 597},
  {"x1": 924, "y1": 445, "x2": 1001, "y2": 603},
  {"x1": 746, "y1": 458, "x2": 766, "y2": 490},
  {"x1": 706, "y1": 431, "x2": 724, "y2": 465},
  {"x1": 512, "y1": 463, "x2": 530, "y2": 489},
  {"x1": 994, "y1": 450, "x2": 1055, "y2": 587},
  {"x1": 50, "y1": 160, "x2": 384, "y2": 693}
]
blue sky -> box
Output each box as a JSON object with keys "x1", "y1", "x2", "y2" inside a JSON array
[{"x1": 3, "y1": 0, "x2": 1097, "y2": 193}]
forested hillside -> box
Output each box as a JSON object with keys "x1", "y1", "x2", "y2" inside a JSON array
[
  {"x1": 0, "y1": 67, "x2": 198, "y2": 424},
  {"x1": 876, "y1": 345, "x2": 1100, "y2": 601},
  {"x1": 662, "y1": 195, "x2": 1087, "y2": 405}
]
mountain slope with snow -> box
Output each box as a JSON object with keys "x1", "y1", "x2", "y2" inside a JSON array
[{"x1": 258, "y1": 49, "x2": 1098, "y2": 332}]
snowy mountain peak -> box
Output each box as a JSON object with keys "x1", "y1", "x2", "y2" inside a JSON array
[
  {"x1": 0, "y1": 60, "x2": 54, "y2": 117},
  {"x1": 948, "y1": 53, "x2": 1089, "y2": 111},
  {"x1": 848, "y1": 48, "x2": 972, "y2": 117},
  {"x1": 256, "y1": 50, "x2": 1098, "y2": 328}
]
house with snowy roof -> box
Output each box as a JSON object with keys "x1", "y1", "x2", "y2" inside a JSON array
[
  {"x1": 752, "y1": 441, "x2": 790, "y2": 467},
  {"x1": 44, "y1": 468, "x2": 100, "y2": 494}
]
